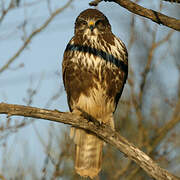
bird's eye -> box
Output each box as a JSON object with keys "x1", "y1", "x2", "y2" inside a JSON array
[
  {"x1": 78, "y1": 20, "x2": 87, "y2": 26},
  {"x1": 95, "y1": 19, "x2": 104, "y2": 26},
  {"x1": 95, "y1": 19, "x2": 106, "y2": 31}
]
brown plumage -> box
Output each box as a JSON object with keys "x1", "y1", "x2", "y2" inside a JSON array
[{"x1": 62, "y1": 9, "x2": 128, "y2": 179}]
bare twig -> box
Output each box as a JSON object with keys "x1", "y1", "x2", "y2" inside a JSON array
[
  {"x1": 126, "y1": 30, "x2": 176, "y2": 179},
  {"x1": 0, "y1": 0, "x2": 14, "y2": 24},
  {"x1": 0, "y1": 103, "x2": 179, "y2": 180},
  {"x1": 89, "y1": 0, "x2": 180, "y2": 31},
  {"x1": 0, "y1": 0, "x2": 73, "y2": 74},
  {"x1": 139, "y1": 29, "x2": 174, "y2": 107},
  {"x1": 149, "y1": 98, "x2": 180, "y2": 154}
]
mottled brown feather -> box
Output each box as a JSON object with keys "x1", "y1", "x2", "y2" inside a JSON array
[{"x1": 62, "y1": 8, "x2": 128, "y2": 178}]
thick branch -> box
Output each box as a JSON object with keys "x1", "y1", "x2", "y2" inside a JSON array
[
  {"x1": 89, "y1": 0, "x2": 180, "y2": 31},
  {"x1": 163, "y1": 0, "x2": 180, "y2": 3},
  {"x1": 0, "y1": 103, "x2": 179, "y2": 180}
]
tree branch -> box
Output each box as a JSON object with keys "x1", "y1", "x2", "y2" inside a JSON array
[
  {"x1": 0, "y1": 103, "x2": 179, "y2": 180},
  {"x1": 163, "y1": 0, "x2": 180, "y2": 3},
  {"x1": 0, "y1": 0, "x2": 14, "y2": 24},
  {"x1": 89, "y1": 0, "x2": 180, "y2": 31},
  {"x1": 0, "y1": 0, "x2": 73, "y2": 74},
  {"x1": 149, "y1": 98, "x2": 180, "y2": 154}
]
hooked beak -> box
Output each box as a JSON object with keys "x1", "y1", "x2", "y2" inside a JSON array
[{"x1": 88, "y1": 21, "x2": 95, "y2": 31}]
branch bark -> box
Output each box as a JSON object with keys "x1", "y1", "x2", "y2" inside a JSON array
[
  {"x1": 89, "y1": 0, "x2": 180, "y2": 31},
  {"x1": 0, "y1": 103, "x2": 179, "y2": 180},
  {"x1": 163, "y1": 0, "x2": 180, "y2": 3}
]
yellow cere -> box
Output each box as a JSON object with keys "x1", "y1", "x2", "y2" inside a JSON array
[{"x1": 88, "y1": 21, "x2": 95, "y2": 26}]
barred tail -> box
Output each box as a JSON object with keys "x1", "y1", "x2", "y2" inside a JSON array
[{"x1": 70, "y1": 127, "x2": 103, "y2": 179}]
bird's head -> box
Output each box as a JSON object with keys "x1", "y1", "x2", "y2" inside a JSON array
[{"x1": 74, "y1": 9, "x2": 112, "y2": 37}]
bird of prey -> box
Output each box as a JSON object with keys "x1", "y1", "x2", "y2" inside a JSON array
[{"x1": 62, "y1": 8, "x2": 128, "y2": 179}]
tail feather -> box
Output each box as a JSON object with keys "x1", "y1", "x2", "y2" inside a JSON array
[{"x1": 71, "y1": 128, "x2": 103, "y2": 179}]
